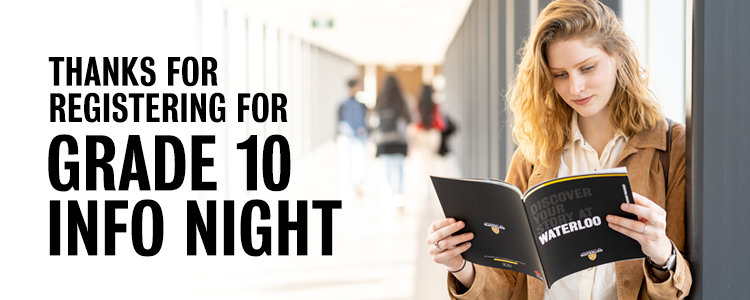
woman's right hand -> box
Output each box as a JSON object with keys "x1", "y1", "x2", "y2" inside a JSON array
[{"x1": 427, "y1": 218, "x2": 474, "y2": 271}]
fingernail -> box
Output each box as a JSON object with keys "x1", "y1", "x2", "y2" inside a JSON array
[
  {"x1": 467, "y1": 233, "x2": 474, "y2": 239},
  {"x1": 621, "y1": 203, "x2": 629, "y2": 209},
  {"x1": 607, "y1": 215, "x2": 613, "y2": 222},
  {"x1": 465, "y1": 242, "x2": 471, "y2": 247},
  {"x1": 448, "y1": 219, "x2": 455, "y2": 224},
  {"x1": 457, "y1": 221, "x2": 464, "y2": 229}
]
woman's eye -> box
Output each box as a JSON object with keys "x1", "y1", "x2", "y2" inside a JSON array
[
  {"x1": 554, "y1": 72, "x2": 566, "y2": 78},
  {"x1": 583, "y1": 65, "x2": 595, "y2": 72}
]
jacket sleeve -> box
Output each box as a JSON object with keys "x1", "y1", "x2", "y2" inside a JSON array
[
  {"x1": 445, "y1": 150, "x2": 534, "y2": 300},
  {"x1": 642, "y1": 122, "x2": 692, "y2": 299},
  {"x1": 447, "y1": 266, "x2": 529, "y2": 300}
]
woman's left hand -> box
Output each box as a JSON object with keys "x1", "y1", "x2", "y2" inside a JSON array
[{"x1": 606, "y1": 192, "x2": 673, "y2": 265}]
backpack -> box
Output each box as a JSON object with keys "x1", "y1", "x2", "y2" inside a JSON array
[{"x1": 374, "y1": 107, "x2": 408, "y2": 144}]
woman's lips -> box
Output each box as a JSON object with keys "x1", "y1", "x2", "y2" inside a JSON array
[{"x1": 572, "y1": 96, "x2": 592, "y2": 105}]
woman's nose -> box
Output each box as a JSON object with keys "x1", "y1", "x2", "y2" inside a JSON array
[{"x1": 569, "y1": 74, "x2": 585, "y2": 95}]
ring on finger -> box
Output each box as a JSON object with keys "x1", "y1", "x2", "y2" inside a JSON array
[
  {"x1": 642, "y1": 224, "x2": 648, "y2": 235},
  {"x1": 434, "y1": 241, "x2": 443, "y2": 252}
]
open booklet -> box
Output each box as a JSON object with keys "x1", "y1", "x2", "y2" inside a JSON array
[{"x1": 431, "y1": 167, "x2": 644, "y2": 288}]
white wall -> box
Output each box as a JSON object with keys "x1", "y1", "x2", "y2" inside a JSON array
[{"x1": 622, "y1": 0, "x2": 686, "y2": 122}]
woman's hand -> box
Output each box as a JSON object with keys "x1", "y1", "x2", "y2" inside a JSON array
[
  {"x1": 426, "y1": 218, "x2": 474, "y2": 271},
  {"x1": 606, "y1": 193, "x2": 673, "y2": 265}
]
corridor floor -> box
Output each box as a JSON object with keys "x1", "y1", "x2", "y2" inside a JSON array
[{"x1": 205, "y1": 141, "x2": 462, "y2": 300}]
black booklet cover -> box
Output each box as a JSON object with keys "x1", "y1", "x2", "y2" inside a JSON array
[{"x1": 431, "y1": 167, "x2": 644, "y2": 288}]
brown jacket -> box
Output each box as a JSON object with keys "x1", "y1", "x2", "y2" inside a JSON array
[{"x1": 448, "y1": 120, "x2": 692, "y2": 300}]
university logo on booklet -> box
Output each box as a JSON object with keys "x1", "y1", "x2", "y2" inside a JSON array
[
  {"x1": 483, "y1": 222, "x2": 504, "y2": 234},
  {"x1": 581, "y1": 248, "x2": 603, "y2": 261}
]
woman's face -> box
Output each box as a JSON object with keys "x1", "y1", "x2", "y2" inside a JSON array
[{"x1": 546, "y1": 38, "x2": 618, "y2": 120}]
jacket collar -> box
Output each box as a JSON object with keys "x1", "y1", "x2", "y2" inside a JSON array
[
  {"x1": 527, "y1": 119, "x2": 668, "y2": 188},
  {"x1": 614, "y1": 119, "x2": 669, "y2": 166}
]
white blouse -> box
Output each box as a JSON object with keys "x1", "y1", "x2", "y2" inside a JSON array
[{"x1": 544, "y1": 112, "x2": 629, "y2": 300}]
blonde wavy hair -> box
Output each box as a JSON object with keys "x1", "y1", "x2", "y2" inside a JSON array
[{"x1": 508, "y1": 0, "x2": 664, "y2": 166}]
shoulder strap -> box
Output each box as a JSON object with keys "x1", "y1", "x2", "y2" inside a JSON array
[{"x1": 660, "y1": 118, "x2": 674, "y2": 193}]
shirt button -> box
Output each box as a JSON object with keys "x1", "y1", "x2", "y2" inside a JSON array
[{"x1": 624, "y1": 280, "x2": 631, "y2": 286}]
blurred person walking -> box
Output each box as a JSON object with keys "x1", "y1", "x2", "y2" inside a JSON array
[
  {"x1": 372, "y1": 75, "x2": 412, "y2": 208},
  {"x1": 408, "y1": 84, "x2": 446, "y2": 200},
  {"x1": 336, "y1": 77, "x2": 369, "y2": 199}
]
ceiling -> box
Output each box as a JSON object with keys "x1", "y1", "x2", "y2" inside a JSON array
[{"x1": 209, "y1": 0, "x2": 473, "y2": 65}]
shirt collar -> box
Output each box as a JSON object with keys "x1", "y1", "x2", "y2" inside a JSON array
[{"x1": 564, "y1": 112, "x2": 627, "y2": 150}]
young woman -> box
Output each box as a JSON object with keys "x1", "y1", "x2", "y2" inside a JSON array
[{"x1": 426, "y1": 0, "x2": 692, "y2": 299}]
